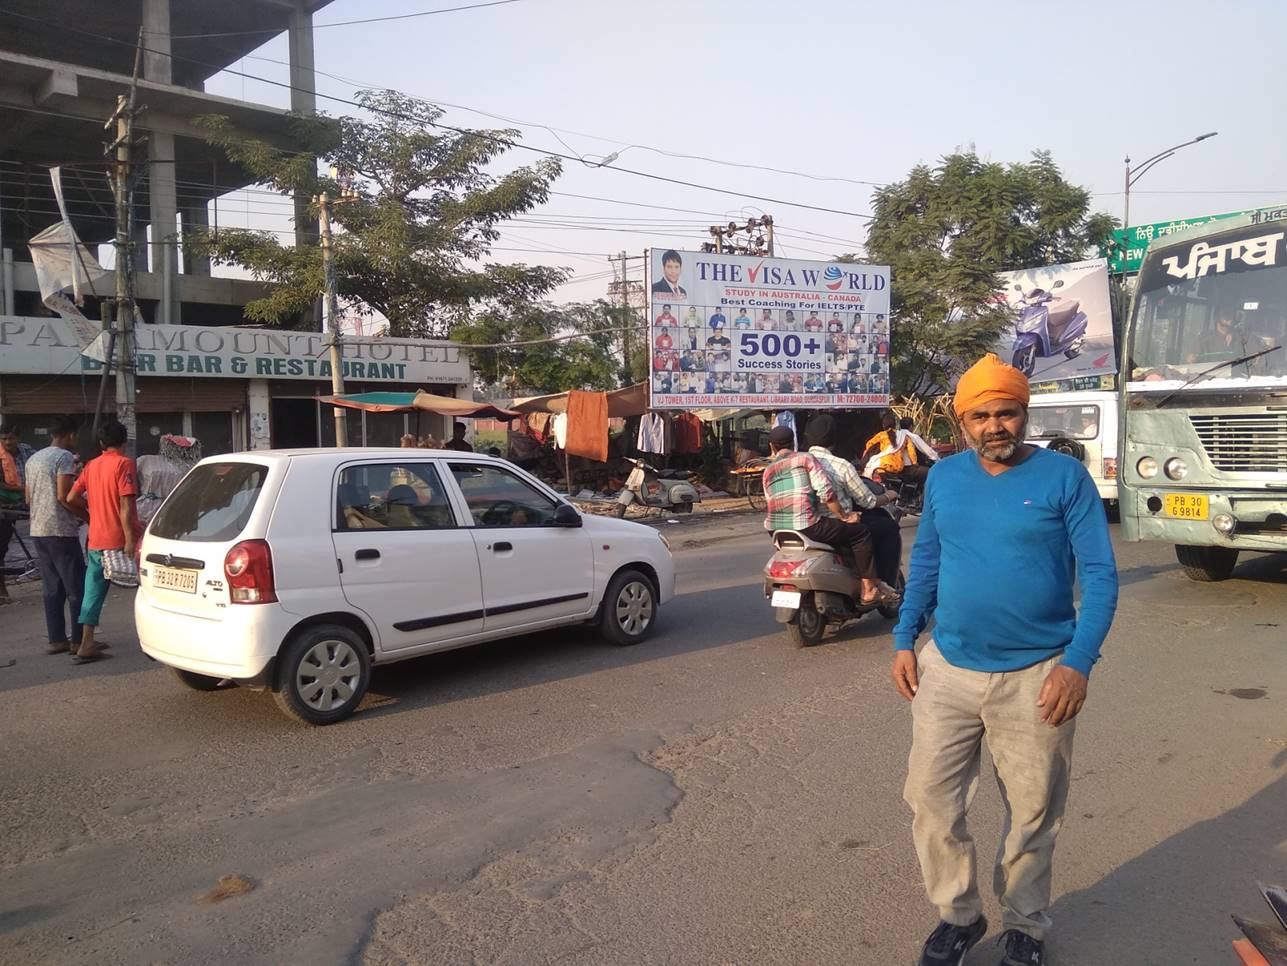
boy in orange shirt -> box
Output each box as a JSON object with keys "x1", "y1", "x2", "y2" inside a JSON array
[{"x1": 67, "y1": 420, "x2": 140, "y2": 664}]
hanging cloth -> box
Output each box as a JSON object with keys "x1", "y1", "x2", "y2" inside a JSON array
[
  {"x1": 673, "y1": 412, "x2": 702, "y2": 455},
  {"x1": 636, "y1": 412, "x2": 666, "y2": 454},
  {"x1": 565, "y1": 390, "x2": 608, "y2": 462},
  {"x1": 774, "y1": 411, "x2": 798, "y2": 449},
  {"x1": 551, "y1": 412, "x2": 568, "y2": 449}
]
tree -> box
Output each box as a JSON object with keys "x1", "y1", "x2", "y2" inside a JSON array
[
  {"x1": 451, "y1": 300, "x2": 645, "y2": 395},
  {"x1": 188, "y1": 90, "x2": 568, "y2": 336},
  {"x1": 860, "y1": 151, "x2": 1116, "y2": 394}
]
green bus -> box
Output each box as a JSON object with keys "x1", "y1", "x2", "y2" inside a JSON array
[{"x1": 1119, "y1": 213, "x2": 1287, "y2": 580}]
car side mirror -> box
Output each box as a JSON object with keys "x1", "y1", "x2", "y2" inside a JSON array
[{"x1": 552, "y1": 504, "x2": 582, "y2": 528}]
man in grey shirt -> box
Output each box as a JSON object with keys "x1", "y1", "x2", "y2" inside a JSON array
[{"x1": 24, "y1": 416, "x2": 88, "y2": 653}]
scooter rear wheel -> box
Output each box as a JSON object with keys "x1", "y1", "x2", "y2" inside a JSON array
[{"x1": 785, "y1": 593, "x2": 826, "y2": 647}]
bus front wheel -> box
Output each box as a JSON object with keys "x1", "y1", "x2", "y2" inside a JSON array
[{"x1": 1175, "y1": 545, "x2": 1239, "y2": 582}]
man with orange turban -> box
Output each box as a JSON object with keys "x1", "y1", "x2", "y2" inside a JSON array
[{"x1": 892, "y1": 353, "x2": 1118, "y2": 966}]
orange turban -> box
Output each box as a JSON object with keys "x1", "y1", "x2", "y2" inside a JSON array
[{"x1": 953, "y1": 352, "x2": 1030, "y2": 417}]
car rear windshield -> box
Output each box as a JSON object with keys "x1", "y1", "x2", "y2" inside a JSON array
[{"x1": 149, "y1": 462, "x2": 268, "y2": 542}]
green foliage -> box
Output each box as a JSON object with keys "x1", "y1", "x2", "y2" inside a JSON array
[
  {"x1": 862, "y1": 151, "x2": 1117, "y2": 394},
  {"x1": 452, "y1": 300, "x2": 642, "y2": 394},
  {"x1": 186, "y1": 90, "x2": 567, "y2": 336}
]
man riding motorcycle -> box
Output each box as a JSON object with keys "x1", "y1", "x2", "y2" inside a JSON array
[
  {"x1": 804, "y1": 415, "x2": 903, "y2": 591},
  {"x1": 762, "y1": 425, "x2": 899, "y2": 607}
]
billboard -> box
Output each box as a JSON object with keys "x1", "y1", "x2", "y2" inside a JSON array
[
  {"x1": 994, "y1": 258, "x2": 1115, "y2": 385},
  {"x1": 648, "y1": 249, "x2": 891, "y2": 410}
]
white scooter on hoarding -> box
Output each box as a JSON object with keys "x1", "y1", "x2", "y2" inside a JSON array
[{"x1": 614, "y1": 458, "x2": 700, "y2": 517}]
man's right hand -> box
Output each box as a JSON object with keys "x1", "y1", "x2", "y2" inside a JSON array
[{"x1": 892, "y1": 650, "x2": 919, "y2": 701}]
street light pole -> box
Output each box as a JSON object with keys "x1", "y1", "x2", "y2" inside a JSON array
[
  {"x1": 315, "y1": 169, "x2": 358, "y2": 447},
  {"x1": 1123, "y1": 131, "x2": 1218, "y2": 228}
]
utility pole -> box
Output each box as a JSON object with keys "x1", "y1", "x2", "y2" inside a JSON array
[
  {"x1": 607, "y1": 252, "x2": 644, "y2": 384},
  {"x1": 702, "y1": 215, "x2": 774, "y2": 256},
  {"x1": 315, "y1": 169, "x2": 358, "y2": 446},
  {"x1": 97, "y1": 30, "x2": 145, "y2": 454}
]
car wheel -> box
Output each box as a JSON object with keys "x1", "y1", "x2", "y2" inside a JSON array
[
  {"x1": 599, "y1": 569, "x2": 656, "y2": 646},
  {"x1": 170, "y1": 667, "x2": 230, "y2": 691},
  {"x1": 1175, "y1": 545, "x2": 1239, "y2": 582},
  {"x1": 272, "y1": 624, "x2": 370, "y2": 725},
  {"x1": 785, "y1": 593, "x2": 825, "y2": 647}
]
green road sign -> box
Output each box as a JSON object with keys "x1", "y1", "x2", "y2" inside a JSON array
[{"x1": 1101, "y1": 203, "x2": 1287, "y2": 274}]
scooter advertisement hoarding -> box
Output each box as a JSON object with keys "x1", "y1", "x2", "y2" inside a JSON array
[{"x1": 994, "y1": 258, "x2": 1116, "y2": 383}]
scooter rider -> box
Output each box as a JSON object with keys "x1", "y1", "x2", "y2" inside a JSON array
[
  {"x1": 804, "y1": 415, "x2": 902, "y2": 593},
  {"x1": 762, "y1": 425, "x2": 898, "y2": 607}
]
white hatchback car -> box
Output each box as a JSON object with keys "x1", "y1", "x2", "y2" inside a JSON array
[{"x1": 136, "y1": 449, "x2": 675, "y2": 724}]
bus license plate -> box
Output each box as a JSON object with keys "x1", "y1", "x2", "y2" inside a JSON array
[
  {"x1": 771, "y1": 590, "x2": 801, "y2": 609},
  {"x1": 153, "y1": 565, "x2": 198, "y2": 594},
  {"x1": 1163, "y1": 493, "x2": 1208, "y2": 520}
]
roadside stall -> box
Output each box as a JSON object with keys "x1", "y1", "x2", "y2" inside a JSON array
[{"x1": 314, "y1": 391, "x2": 520, "y2": 450}]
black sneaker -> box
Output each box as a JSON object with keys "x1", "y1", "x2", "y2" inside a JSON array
[
  {"x1": 917, "y1": 916, "x2": 988, "y2": 965},
  {"x1": 997, "y1": 929, "x2": 1045, "y2": 966}
]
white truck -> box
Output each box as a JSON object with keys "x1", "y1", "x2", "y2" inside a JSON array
[{"x1": 1026, "y1": 389, "x2": 1119, "y2": 507}]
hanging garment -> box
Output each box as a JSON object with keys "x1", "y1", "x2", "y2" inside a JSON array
[
  {"x1": 673, "y1": 412, "x2": 703, "y2": 454},
  {"x1": 565, "y1": 390, "x2": 608, "y2": 462},
  {"x1": 551, "y1": 412, "x2": 568, "y2": 449},
  {"x1": 774, "y1": 411, "x2": 798, "y2": 449},
  {"x1": 636, "y1": 412, "x2": 666, "y2": 454}
]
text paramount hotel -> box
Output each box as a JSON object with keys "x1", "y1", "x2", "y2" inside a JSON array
[{"x1": 648, "y1": 249, "x2": 892, "y2": 409}]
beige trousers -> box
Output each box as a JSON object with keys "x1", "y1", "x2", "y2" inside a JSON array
[{"x1": 903, "y1": 640, "x2": 1075, "y2": 940}]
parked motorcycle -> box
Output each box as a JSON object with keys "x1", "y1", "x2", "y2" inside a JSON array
[
  {"x1": 614, "y1": 458, "x2": 700, "y2": 517},
  {"x1": 1010, "y1": 279, "x2": 1089, "y2": 376},
  {"x1": 762, "y1": 484, "x2": 904, "y2": 647}
]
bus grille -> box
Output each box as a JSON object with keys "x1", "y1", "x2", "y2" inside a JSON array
[{"x1": 1189, "y1": 413, "x2": 1287, "y2": 472}]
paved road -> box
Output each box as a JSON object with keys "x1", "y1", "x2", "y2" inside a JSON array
[{"x1": 2, "y1": 514, "x2": 1284, "y2": 965}]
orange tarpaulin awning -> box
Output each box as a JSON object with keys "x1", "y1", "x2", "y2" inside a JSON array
[{"x1": 316, "y1": 391, "x2": 520, "y2": 420}]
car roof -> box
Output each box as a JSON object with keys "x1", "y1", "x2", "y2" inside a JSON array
[{"x1": 195, "y1": 448, "x2": 510, "y2": 466}]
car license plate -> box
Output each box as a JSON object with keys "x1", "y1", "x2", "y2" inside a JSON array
[
  {"x1": 771, "y1": 589, "x2": 801, "y2": 609},
  {"x1": 1163, "y1": 493, "x2": 1208, "y2": 520},
  {"x1": 153, "y1": 565, "x2": 198, "y2": 594}
]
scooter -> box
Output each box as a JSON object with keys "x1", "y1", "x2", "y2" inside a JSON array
[
  {"x1": 1010, "y1": 278, "x2": 1089, "y2": 376},
  {"x1": 614, "y1": 458, "x2": 700, "y2": 517},
  {"x1": 762, "y1": 485, "x2": 904, "y2": 647}
]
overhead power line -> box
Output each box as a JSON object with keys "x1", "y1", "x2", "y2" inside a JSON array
[{"x1": 169, "y1": 0, "x2": 527, "y2": 39}]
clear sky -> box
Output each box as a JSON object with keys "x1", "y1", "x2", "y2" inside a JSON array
[{"x1": 205, "y1": 0, "x2": 1287, "y2": 304}]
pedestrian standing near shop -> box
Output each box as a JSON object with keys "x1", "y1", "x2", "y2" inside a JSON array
[
  {"x1": 23, "y1": 416, "x2": 88, "y2": 653},
  {"x1": 0, "y1": 422, "x2": 36, "y2": 604},
  {"x1": 66, "y1": 419, "x2": 140, "y2": 665},
  {"x1": 892, "y1": 353, "x2": 1118, "y2": 966}
]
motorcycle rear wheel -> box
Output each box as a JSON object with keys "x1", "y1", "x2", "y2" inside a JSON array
[{"x1": 785, "y1": 593, "x2": 826, "y2": 647}]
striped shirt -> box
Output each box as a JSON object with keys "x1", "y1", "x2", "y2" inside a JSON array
[{"x1": 762, "y1": 451, "x2": 835, "y2": 532}]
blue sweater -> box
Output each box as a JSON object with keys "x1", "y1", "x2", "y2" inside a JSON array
[{"x1": 892, "y1": 446, "x2": 1118, "y2": 677}]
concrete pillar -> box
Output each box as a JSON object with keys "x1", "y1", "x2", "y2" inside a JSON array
[
  {"x1": 180, "y1": 203, "x2": 211, "y2": 276},
  {"x1": 247, "y1": 379, "x2": 272, "y2": 450},
  {"x1": 141, "y1": 0, "x2": 172, "y2": 85},
  {"x1": 149, "y1": 132, "x2": 180, "y2": 324},
  {"x1": 287, "y1": 2, "x2": 319, "y2": 253}
]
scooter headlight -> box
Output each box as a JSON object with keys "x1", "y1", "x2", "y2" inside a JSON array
[
  {"x1": 1163, "y1": 457, "x2": 1189, "y2": 481},
  {"x1": 1136, "y1": 456, "x2": 1159, "y2": 479}
]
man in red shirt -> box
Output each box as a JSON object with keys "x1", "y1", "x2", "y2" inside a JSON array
[{"x1": 67, "y1": 420, "x2": 139, "y2": 663}]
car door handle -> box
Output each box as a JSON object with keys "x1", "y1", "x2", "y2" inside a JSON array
[
  {"x1": 355, "y1": 548, "x2": 380, "y2": 560},
  {"x1": 492, "y1": 541, "x2": 513, "y2": 552}
]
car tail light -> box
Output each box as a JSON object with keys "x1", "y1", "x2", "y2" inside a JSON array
[
  {"x1": 768, "y1": 558, "x2": 810, "y2": 578},
  {"x1": 1102, "y1": 457, "x2": 1117, "y2": 480},
  {"x1": 224, "y1": 540, "x2": 277, "y2": 604}
]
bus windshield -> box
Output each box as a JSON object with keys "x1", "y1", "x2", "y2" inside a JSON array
[{"x1": 1128, "y1": 222, "x2": 1287, "y2": 388}]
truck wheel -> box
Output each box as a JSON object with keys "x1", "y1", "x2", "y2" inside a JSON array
[
  {"x1": 599, "y1": 569, "x2": 656, "y2": 646},
  {"x1": 785, "y1": 593, "x2": 825, "y2": 647},
  {"x1": 170, "y1": 667, "x2": 229, "y2": 691},
  {"x1": 1175, "y1": 545, "x2": 1239, "y2": 582},
  {"x1": 272, "y1": 624, "x2": 370, "y2": 725}
]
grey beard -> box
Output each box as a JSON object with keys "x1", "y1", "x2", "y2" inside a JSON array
[{"x1": 967, "y1": 425, "x2": 1026, "y2": 462}]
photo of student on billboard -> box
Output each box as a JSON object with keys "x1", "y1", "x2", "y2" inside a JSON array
[{"x1": 651, "y1": 249, "x2": 688, "y2": 299}]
